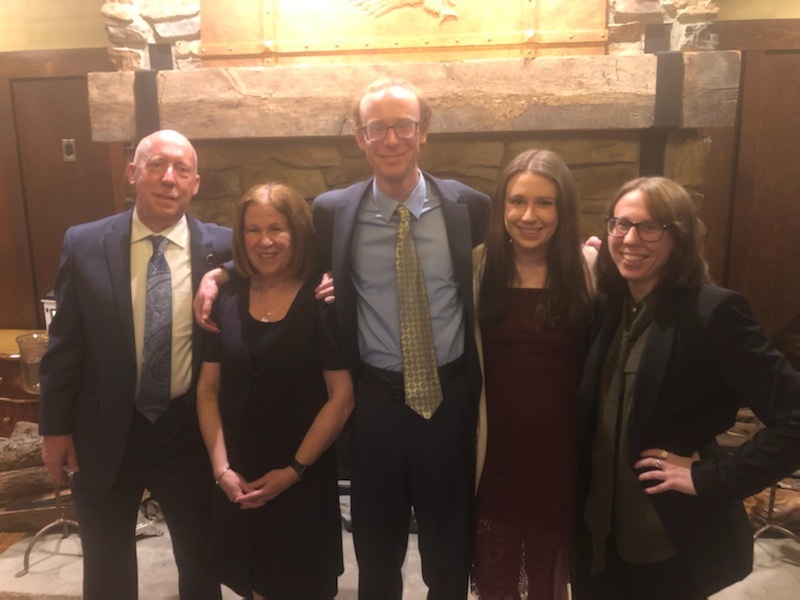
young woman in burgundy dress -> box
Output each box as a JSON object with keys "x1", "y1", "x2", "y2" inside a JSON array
[{"x1": 472, "y1": 149, "x2": 595, "y2": 599}]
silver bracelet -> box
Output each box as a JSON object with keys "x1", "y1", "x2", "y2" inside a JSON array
[{"x1": 215, "y1": 466, "x2": 231, "y2": 486}]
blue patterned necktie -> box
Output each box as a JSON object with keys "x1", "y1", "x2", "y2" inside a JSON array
[
  {"x1": 396, "y1": 205, "x2": 442, "y2": 419},
  {"x1": 137, "y1": 235, "x2": 172, "y2": 422}
]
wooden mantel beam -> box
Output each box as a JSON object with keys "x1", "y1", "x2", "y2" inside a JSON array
[{"x1": 88, "y1": 52, "x2": 741, "y2": 142}]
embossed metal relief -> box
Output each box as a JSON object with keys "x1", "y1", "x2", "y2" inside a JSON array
[
  {"x1": 198, "y1": 0, "x2": 607, "y2": 64},
  {"x1": 351, "y1": 0, "x2": 459, "y2": 24}
]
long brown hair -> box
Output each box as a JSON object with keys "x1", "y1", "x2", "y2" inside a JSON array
[
  {"x1": 479, "y1": 149, "x2": 591, "y2": 328},
  {"x1": 596, "y1": 177, "x2": 711, "y2": 297}
]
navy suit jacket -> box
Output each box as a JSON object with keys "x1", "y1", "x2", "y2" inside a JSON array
[
  {"x1": 39, "y1": 209, "x2": 232, "y2": 495},
  {"x1": 578, "y1": 284, "x2": 800, "y2": 596},
  {"x1": 312, "y1": 173, "x2": 490, "y2": 402}
]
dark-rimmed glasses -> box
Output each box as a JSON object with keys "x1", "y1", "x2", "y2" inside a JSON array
[
  {"x1": 358, "y1": 119, "x2": 420, "y2": 142},
  {"x1": 606, "y1": 217, "x2": 670, "y2": 242}
]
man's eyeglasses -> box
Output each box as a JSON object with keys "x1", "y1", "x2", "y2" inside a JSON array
[
  {"x1": 606, "y1": 217, "x2": 670, "y2": 242},
  {"x1": 359, "y1": 119, "x2": 420, "y2": 142}
]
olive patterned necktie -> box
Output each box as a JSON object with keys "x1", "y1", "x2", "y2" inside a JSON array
[
  {"x1": 395, "y1": 204, "x2": 442, "y2": 419},
  {"x1": 137, "y1": 235, "x2": 172, "y2": 422}
]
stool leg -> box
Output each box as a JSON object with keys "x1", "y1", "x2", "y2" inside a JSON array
[
  {"x1": 16, "y1": 518, "x2": 80, "y2": 577},
  {"x1": 753, "y1": 483, "x2": 799, "y2": 542}
]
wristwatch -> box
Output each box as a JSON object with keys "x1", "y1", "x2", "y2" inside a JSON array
[{"x1": 289, "y1": 458, "x2": 308, "y2": 478}]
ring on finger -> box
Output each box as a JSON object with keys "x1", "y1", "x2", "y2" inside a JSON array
[
  {"x1": 656, "y1": 459, "x2": 662, "y2": 469},
  {"x1": 660, "y1": 450, "x2": 669, "y2": 459}
]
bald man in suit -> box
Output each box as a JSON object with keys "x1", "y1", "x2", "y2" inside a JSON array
[{"x1": 40, "y1": 130, "x2": 230, "y2": 599}]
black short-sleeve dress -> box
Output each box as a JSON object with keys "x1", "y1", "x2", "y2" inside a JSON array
[{"x1": 203, "y1": 276, "x2": 346, "y2": 598}]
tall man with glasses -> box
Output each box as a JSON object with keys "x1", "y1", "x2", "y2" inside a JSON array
[
  {"x1": 39, "y1": 130, "x2": 229, "y2": 600},
  {"x1": 313, "y1": 77, "x2": 490, "y2": 599}
]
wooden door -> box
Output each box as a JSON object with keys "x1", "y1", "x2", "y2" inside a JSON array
[
  {"x1": 728, "y1": 50, "x2": 800, "y2": 359},
  {"x1": 12, "y1": 77, "x2": 120, "y2": 322},
  {"x1": 0, "y1": 77, "x2": 37, "y2": 328}
]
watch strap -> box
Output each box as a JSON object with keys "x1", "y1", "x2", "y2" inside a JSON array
[{"x1": 289, "y1": 458, "x2": 308, "y2": 478}]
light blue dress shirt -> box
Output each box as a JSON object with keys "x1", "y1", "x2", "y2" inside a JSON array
[{"x1": 351, "y1": 173, "x2": 465, "y2": 371}]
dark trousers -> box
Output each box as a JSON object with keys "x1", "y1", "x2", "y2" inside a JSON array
[
  {"x1": 72, "y1": 404, "x2": 221, "y2": 600},
  {"x1": 575, "y1": 535, "x2": 705, "y2": 600},
  {"x1": 350, "y1": 370, "x2": 476, "y2": 600}
]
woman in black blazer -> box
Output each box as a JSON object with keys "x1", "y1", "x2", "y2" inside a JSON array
[{"x1": 576, "y1": 177, "x2": 800, "y2": 599}]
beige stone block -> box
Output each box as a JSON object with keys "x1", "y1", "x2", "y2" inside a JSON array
[
  {"x1": 608, "y1": 22, "x2": 643, "y2": 44},
  {"x1": 664, "y1": 132, "x2": 712, "y2": 188},
  {"x1": 682, "y1": 51, "x2": 740, "y2": 128},
  {"x1": 152, "y1": 16, "x2": 200, "y2": 40},
  {"x1": 612, "y1": 0, "x2": 665, "y2": 24},
  {"x1": 105, "y1": 17, "x2": 155, "y2": 45},
  {"x1": 420, "y1": 141, "x2": 504, "y2": 172},
  {"x1": 108, "y1": 47, "x2": 146, "y2": 72},
  {"x1": 665, "y1": 0, "x2": 721, "y2": 22},
  {"x1": 672, "y1": 23, "x2": 718, "y2": 51},
  {"x1": 175, "y1": 56, "x2": 203, "y2": 71},
  {"x1": 572, "y1": 163, "x2": 640, "y2": 203},
  {"x1": 508, "y1": 135, "x2": 640, "y2": 166},
  {"x1": 175, "y1": 40, "x2": 201, "y2": 59},
  {"x1": 189, "y1": 196, "x2": 239, "y2": 228},
  {"x1": 267, "y1": 144, "x2": 341, "y2": 169},
  {"x1": 580, "y1": 211, "x2": 611, "y2": 240},
  {"x1": 101, "y1": 0, "x2": 138, "y2": 23},
  {"x1": 451, "y1": 176, "x2": 494, "y2": 197},
  {"x1": 462, "y1": 166, "x2": 501, "y2": 183},
  {"x1": 195, "y1": 168, "x2": 242, "y2": 201},
  {"x1": 338, "y1": 139, "x2": 366, "y2": 160},
  {"x1": 322, "y1": 158, "x2": 373, "y2": 191},
  {"x1": 88, "y1": 71, "x2": 136, "y2": 142},
  {"x1": 197, "y1": 143, "x2": 271, "y2": 170},
  {"x1": 608, "y1": 42, "x2": 644, "y2": 55},
  {"x1": 242, "y1": 164, "x2": 328, "y2": 199},
  {"x1": 140, "y1": 0, "x2": 200, "y2": 21}
]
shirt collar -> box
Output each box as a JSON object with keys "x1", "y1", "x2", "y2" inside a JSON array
[
  {"x1": 371, "y1": 170, "x2": 427, "y2": 221},
  {"x1": 131, "y1": 209, "x2": 189, "y2": 249}
]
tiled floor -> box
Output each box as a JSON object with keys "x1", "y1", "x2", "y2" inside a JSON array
[{"x1": 0, "y1": 523, "x2": 797, "y2": 599}]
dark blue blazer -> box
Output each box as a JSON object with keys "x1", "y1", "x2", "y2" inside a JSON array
[
  {"x1": 578, "y1": 284, "x2": 800, "y2": 596},
  {"x1": 312, "y1": 173, "x2": 490, "y2": 402},
  {"x1": 39, "y1": 209, "x2": 232, "y2": 495}
]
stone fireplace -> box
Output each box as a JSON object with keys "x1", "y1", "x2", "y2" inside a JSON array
[{"x1": 90, "y1": 0, "x2": 741, "y2": 255}]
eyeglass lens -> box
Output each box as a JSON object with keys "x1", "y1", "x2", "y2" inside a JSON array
[
  {"x1": 607, "y1": 217, "x2": 666, "y2": 241},
  {"x1": 363, "y1": 119, "x2": 418, "y2": 141}
]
